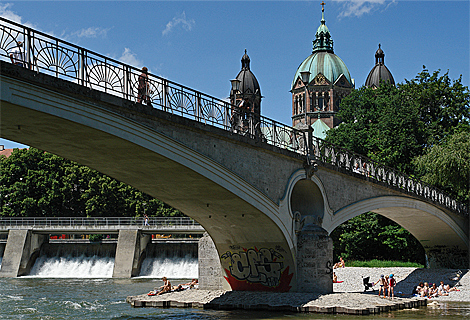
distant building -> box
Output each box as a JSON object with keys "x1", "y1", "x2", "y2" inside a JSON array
[
  {"x1": 0, "y1": 145, "x2": 15, "y2": 158},
  {"x1": 291, "y1": 3, "x2": 354, "y2": 133},
  {"x1": 365, "y1": 44, "x2": 395, "y2": 88}
]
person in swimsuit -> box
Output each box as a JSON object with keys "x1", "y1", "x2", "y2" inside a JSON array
[
  {"x1": 389, "y1": 274, "x2": 396, "y2": 299},
  {"x1": 157, "y1": 277, "x2": 171, "y2": 295},
  {"x1": 374, "y1": 274, "x2": 387, "y2": 298}
]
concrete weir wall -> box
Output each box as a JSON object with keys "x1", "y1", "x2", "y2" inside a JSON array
[
  {"x1": 113, "y1": 230, "x2": 150, "y2": 278},
  {"x1": 0, "y1": 230, "x2": 47, "y2": 277}
]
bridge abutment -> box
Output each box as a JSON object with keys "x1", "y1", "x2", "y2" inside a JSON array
[
  {"x1": 296, "y1": 224, "x2": 333, "y2": 293},
  {"x1": 112, "y1": 230, "x2": 150, "y2": 278},
  {"x1": 0, "y1": 229, "x2": 47, "y2": 277},
  {"x1": 198, "y1": 233, "x2": 225, "y2": 290}
]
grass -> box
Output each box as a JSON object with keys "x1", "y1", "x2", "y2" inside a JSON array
[{"x1": 346, "y1": 260, "x2": 424, "y2": 268}]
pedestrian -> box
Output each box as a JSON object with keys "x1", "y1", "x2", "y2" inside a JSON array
[
  {"x1": 137, "y1": 67, "x2": 151, "y2": 105},
  {"x1": 10, "y1": 41, "x2": 25, "y2": 67},
  {"x1": 144, "y1": 214, "x2": 149, "y2": 226}
]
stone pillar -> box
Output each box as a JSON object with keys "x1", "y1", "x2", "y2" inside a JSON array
[
  {"x1": 425, "y1": 246, "x2": 469, "y2": 269},
  {"x1": 296, "y1": 224, "x2": 333, "y2": 293},
  {"x1": 113, "y1": 230, "x2": 150, "y2": 278},
  {"x1": 198, "y1": 232, "x2": 224, "y2": 290},
  {"x1": 0, "y1": 229, "x2": 46, "y2": 277}
]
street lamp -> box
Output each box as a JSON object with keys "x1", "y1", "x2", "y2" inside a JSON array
[
  {"x1": 300, "y1": 71, "x2": 311, "y2": 125},
  {"x1": 230, "y1": 79, "x2": 241, "y2": 106}
]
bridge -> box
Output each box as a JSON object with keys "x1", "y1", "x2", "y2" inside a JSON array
[
  {"x1": 0, "y1": 17, "x2": 468, "y2": 291},
  {"x1": 0, "y1": 217, "x2": 205, "y2": 234}
]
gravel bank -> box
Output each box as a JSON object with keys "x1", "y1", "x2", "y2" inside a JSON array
[{"x1": 127, "y1": 268, "x2": 470, "y2": 314}]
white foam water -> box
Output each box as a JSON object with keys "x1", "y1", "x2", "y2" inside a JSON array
[
  {"x1": 139, "y1": 254, "x2": 198, "y2": 278},
  {"x1": 28, "y1": 254, "x2": 114, "y2": 278}
]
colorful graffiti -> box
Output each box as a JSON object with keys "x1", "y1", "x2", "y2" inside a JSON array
[{"x1": 221, "y1": 247, "x2": 293, "y2": 292}]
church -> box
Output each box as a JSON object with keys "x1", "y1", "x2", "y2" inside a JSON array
[{"x1": 229, "y1": 2, "x2": 395, "y2": 140}]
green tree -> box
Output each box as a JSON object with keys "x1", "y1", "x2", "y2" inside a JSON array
[
  {"x1": 327, "y1": 68, "x2": 469, "y2": 263},
  {"x1": 0, "y1": 148, "x2": 183, "y2": 218},
  {"x1": 413, "y1": 130, "x2": 470, "y2": 202},
  {"x1": 331, "y1": 212, "x2": 425, "y2": 264},
  {"x1": 327, "y1": 68, "x2": 470, "y2": 174}
]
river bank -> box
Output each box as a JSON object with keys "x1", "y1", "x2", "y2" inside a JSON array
[{"x1": 127, "y1": 267, "x2": 470, "y2": 315}]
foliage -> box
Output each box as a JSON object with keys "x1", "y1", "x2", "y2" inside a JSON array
[
  {"x1": 327, "y1": 68, "x2": 470, "y2": 174},
  {"x1": 413, "y1": 130, "x2": 470, "y2": 202},
  {"x1": 347, "y1": 260, "x2": 424, "y2": 268},
  {"x1": 327, "y1": 68, "x2": 469, "y2": 263},
  {"x1": 88, "y1": 234, "x2": 104, "y2": 242},
  {"x1": 331, "y1": 212, "x2": 426, "y2": 265},
  {"x1": 0, "y1": 148, "x2": 183, "y2": 218}
]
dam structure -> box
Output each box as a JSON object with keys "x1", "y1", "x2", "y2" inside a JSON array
[
  {"x1": 0, "y1": 17, "x2": 468, "y2": 292},
  {"x1": 0, "y1": 217, "x2": 203, "y2": 278}
]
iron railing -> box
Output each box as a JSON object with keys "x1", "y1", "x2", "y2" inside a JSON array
[
  {"x1": 0, "y1": 217, "x2": 202, "y2": 229},
  {"x1": 0, "y1": 17, "x2": 467, "y2": 216}
]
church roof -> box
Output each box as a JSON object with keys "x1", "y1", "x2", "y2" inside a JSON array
[
  {"x1": 292, "y1": 4, "x2": 351, "y2": 89},
  {"x1": 233, "y1": 50, "x2": 261, "y2": 97},
  {"x1": 365, "y1": 44, "x2": 395, "y2": 88},
  {"x1": 311, "y1": 118, "x2": 330, "y2": 140}
]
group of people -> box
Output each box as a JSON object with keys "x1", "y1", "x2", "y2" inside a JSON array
[
  {"x1": 375, "y1": 274, "x2": 397, "y2": 299},
  {"x1": 412, "y1": 281, "x2": 459, "y2": 298},
  {"x1": 148, "y1": 277, "x2": 198, "y2": 296}
]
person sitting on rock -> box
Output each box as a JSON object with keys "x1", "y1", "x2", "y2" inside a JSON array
[{"x1": 157, "y1": 277, "x2": 171, "y2": 295}]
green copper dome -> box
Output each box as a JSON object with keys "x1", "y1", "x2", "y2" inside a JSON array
[{"x1": 292, "y1": 5, "x2": 352, "y2": 89}]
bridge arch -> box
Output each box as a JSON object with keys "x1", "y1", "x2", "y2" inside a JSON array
[{"x1": 323, "y1": 196, "x2": 468, "y2": 268}]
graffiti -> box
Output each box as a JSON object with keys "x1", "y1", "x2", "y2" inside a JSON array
[
  {"x1": 221, "y1": 247, "x2": 285, "y2": 288},
  {"x1": 325, "y1": 260, "x2": 333, "y2": 275}
]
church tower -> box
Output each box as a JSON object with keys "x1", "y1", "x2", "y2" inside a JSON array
[
  {"x1": 365, "y1": 44, "x2": 395, "y2": 88},
  {"x1": 230, "y1": 50, "x2": 262, "y2": 116},
  {"x1": 291, "y1": 2, "x2": 354, "y2": 132}
]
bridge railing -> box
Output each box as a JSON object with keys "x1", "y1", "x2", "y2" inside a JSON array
[
  {"x1": 0, "y1": 217, "x2": 202, "y2": 228},
  {"x1": 0, "y1": 17, "x2": 306, "y2": 155},
  {"x1": 0, "y1": 17, "x2": 466, "y2": 216},
  {"x1": 312, "y1": 137, "x2": 468, "y2": 216}
]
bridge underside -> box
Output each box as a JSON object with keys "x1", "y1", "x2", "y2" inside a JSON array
[{"x1": 1, "y1": 69, "x2": 297, "y2": 290}]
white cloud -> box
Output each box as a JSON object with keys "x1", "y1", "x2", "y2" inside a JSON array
[
  {"x1": 0, "y1": 3, "x2": 22, "y2": 23},
  {"x1": 119, "y1": 48, "x2": 144, "y2": 69},
  {"x1": 334, "y1": 0, "x2": 395, "y2": 18},
  {"x1": 162, "y1": 11, "x2": 195, "y2": 36},
  {"x1": 0, "y1": 3, "x2": 35, "y2": 28},
  {"x1": 72, "y1": 27, "x2": 111, "y2": 38}
]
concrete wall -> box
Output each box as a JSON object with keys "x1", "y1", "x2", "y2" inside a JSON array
[
  {"x1": 0, "y1": 230, "x2": 47, "y2": 277},
  {"x1": 198, "y1": 233, "x2": 224, "y2": 290},
  {"x1": 113, "y1": 230, "x2": 151, "y2": 278}
]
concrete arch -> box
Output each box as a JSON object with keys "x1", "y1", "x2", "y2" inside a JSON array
[
  {"x1": 1, "y1": 74, "x2": 298, "y2": 290},
  {"x1": 323, "y1": 196, "x2": 468, "y2": 267}
]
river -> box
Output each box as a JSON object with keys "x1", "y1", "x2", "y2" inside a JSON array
[{"x1": 1, "y1": 256, "x2": 470, "y2": 319}]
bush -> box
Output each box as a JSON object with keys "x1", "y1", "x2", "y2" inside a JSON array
[{"x1": 347, "y1": 260, "x2": 424, "y2": 268}]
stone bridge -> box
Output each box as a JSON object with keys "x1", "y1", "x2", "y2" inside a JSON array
[{"x1": 0, "y1": 17, "x2": 467, "y2": 292}]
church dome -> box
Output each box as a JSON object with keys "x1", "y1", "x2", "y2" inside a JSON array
[
  {"x1": 292, "y1": 6, "x2": 352, "y2": 89},
  {"x1": 233, "y1": 50, "x2": 261, "y2": 97},
  {"x1": 365, "y1": 44, "x2": 395, "y2": 88}
]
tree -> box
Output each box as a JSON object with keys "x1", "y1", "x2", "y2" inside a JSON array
[
  {"x1": 413, "y1": 130, "x2": 470, "y2": 203},
  {"x1": 0, "y1": 148, "x2": 183, "y2": 218},
  {"x1": 331, "y1": 212, "x2": 426, "y2": 264},
  {"x1": 327, "y1": 68, "x2": 470, "y2": 175},
  {"x1": 327, "y1": 68, "x2": 469, "y2": 263}
]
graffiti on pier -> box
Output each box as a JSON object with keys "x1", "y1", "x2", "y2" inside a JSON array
[{"x1": 221, "y1": 247, "x2": 293, "y2": 292}]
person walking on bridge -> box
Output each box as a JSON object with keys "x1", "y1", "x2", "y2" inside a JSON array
[{"x1": 137, "y1": 67, "x2": 151, "y2": 106}]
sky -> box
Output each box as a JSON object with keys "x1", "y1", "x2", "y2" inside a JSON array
[{"x1": 1, "y1": 0, "x2": 469, "y2": 149}]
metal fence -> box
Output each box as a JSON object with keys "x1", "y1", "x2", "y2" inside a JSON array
[
  {"x1": 0, "y1": 17, "x2": 467, "y2": 216},
  {"x1": 0, "y1": 217, "x2": 201, "y2": 228}
]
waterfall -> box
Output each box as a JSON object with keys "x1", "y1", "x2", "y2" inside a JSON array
[
  {"x1": 139, "y1": 253, "x2": 198, "y2": 278},
  {"x1": 28, "y1": 254, "x2": 115, "y2": 278}
]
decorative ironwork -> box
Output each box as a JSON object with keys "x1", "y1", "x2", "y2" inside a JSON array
[{"x1": 0, "y1": 17, "x2": 466, "y2": 216}]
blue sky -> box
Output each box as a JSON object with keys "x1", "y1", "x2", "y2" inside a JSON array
[{"x1": 1, "y1": 0, "x2": 469, "y2": 149}]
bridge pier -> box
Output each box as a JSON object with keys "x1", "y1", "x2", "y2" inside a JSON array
[
  {"x1": 198, "y1": 233, "x2": 225, "y2": 290},
  {"x1": 424, "y1": 246, "x2": 469, "y2": 269},
  {"x1": 0, "y1": 229, "x2": 47, "y2": 277},
  {"x1": 112, "y1": 229, "x2": 150, "y2": 278},
  {"x1": 296, "y1": 224, "x2": 333, "y2": 293}
]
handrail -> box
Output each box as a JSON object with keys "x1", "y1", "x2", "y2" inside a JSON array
[
  {"x1": 0, "y1": 17, "x2": 466, "y2": 216},
  {"x1": 0, "y1": 217, "x2": 202, "y2": 228}
]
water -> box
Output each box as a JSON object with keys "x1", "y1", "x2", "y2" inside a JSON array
[{"x1": 1, "y1": 256, "x2": 470, "y2": 319}]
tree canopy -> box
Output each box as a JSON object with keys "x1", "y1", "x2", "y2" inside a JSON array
[
  {"x1": 327, "y1": 68, "x2": 470, "y2": 175},
  {"x1": 0, "y1": 148, "x2": 182, "y2": 218},
  {"x1": 327, "y1": 68, "x2": 469, "y2": 263}
]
